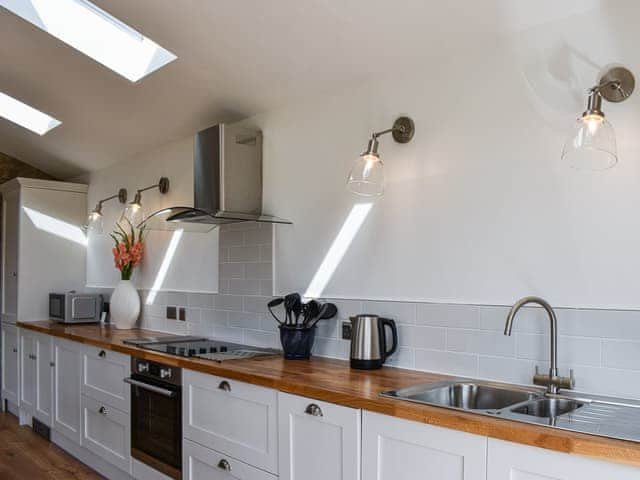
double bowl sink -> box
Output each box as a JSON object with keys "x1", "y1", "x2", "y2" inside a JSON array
[{"x1": 382, "y1": 379, "x2": 584, "y2": 422}]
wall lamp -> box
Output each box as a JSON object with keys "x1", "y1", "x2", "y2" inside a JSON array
[
  {"x1": 561, "y1": 66, "x2": 635, "y2": 171},
  {"x1": 347, "y1": 116, "x2": 415, "y2": 197},
  {"x1": 85, "y1": 188, "x2": 127, "y2": 234},
  {"x1": 122, "y1": 177, "x2": 170, "y2": 226}
]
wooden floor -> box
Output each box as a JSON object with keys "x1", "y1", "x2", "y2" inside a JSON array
[{"x1": 0, "y1": 412, "x2": 103, "y2": 479}]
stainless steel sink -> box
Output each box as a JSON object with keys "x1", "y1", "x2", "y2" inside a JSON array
[
  {"x1": 382, "y1": 379, "x2": 541, "y2": 412},
  {"x1": 383, "y1": 378, "x2": 640, "y2": 444},
  {"x1": 511, "y1": 398, "x2": 583, "y2": 418}
]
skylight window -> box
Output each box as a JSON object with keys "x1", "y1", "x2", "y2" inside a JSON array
[
  {"x1": 0, "y1": 92, "x2": 61, "y2": 135},
  {"x1": 1, "y1": 0, "x2": 177, "y2": 82}
]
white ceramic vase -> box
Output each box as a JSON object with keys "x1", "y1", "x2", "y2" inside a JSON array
[{"x1": 111, "y1": 280, "x2": 140, "y2": 330}]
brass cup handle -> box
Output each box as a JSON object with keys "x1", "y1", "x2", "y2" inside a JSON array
[
  {"x1": 218, "y1": 381, "x2": 231, "y2": 392},
  {"x1": 98, "y1": 350, "x2": 106, "y2": 358},
  {"x1": 98, "y1": 406, "x2": 107, "y2": 415},
  {"x1": 217, "y1": 459, "x2": 232, "y2": 471},
  {"x1": 305, "y1": 403, "x2": 323, "y2": 417}
]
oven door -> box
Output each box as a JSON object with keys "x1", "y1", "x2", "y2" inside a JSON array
[{"x1": 128, "y1": 375, "x2": 182, "y2": 479}]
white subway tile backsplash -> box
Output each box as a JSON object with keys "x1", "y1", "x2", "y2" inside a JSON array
[
  {"x1": 332, "y1": 299, "x2": 363, "y2": 319},
  {"x1": 315, "y1": 318, "x2": 339, "y2": 339},
  {"x1": 220, "y1": 263, "x2": 245, "y2": 279},
  {"x1": 312, "y1": 338, "x2": 350, "y2": 359},
  {"x1": 245, "y1": 263, "x2": 272, "y2": 280},
  {"x1": 447, "y1": 329, "x2": 516, "y2": 357},
  {"x1": 399, "y1": 325, "x2": 446, "y2": 350},
  {"x1": 200, "y1": 309, "x2": 228, "y2": 326},
  {"x1": 228, "y1": 279, "x2": 261, "y2": 295},
  {"x1": 243, "y1": 329, "x2": 279, "y2": 349},
  {"x1": 228, "y1": 246, "x2": 260, "y2": 262},
  {"x1": 602, "y1": 340, "x2": 640, "y2": 370},
  {"x1": 187, "y1": 293, "x2": 215, "y2": 308},
  {"x1": 414, "y1": 349, "x2": 478, "y2": 377},
  {"x1": 219, "y1": 230, "x2": 244, "y2": 247},
  {"x1": 165, "y1": 292, "x2": 188, "y2": 306},
  {"x1": 417, "y1": 303, "x2": 479, "y2": 329},
  {"x1": 516, "y1": 334, "x2": 601, "y2": 367},
  {"x1": 211, "y1": 325, "x2": 245, "y2": 343},
  {"x1": 361, "y1": 301, "x2": 416, "y2": 324},
  {"x1": 228, "y1": 311, "x2": 262, "y2": 328},
  {"x1": 244, "y1": 227, "x2": 273, "y2": 246},
  {"x1": 559, "y1": 308, "x2": 640, "y2": 340},
  {"x1": 259, "y1": 245, "x2": 273, "y2": 262},
  {"x1": 478, "y1": 356, "x2": 535, "y2": 385},
  {"x1": 260, "y1": 280, "x2": 273, "y2": 296},
  {"x1": 212, "y1": 294, "x2": 243, "y2": 311},
  {"x1": 386, "y1": 347, "x2": 415, "y2": 369}
]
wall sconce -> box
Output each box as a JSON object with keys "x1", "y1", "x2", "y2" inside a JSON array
[
  {"x1": 85, "y1": 188, "x2": 127, "y2": 234},
  {"x1": 347, "y1": 116, "x2": 415, "y2": 196},
  {"x1": 122, "y1": 177, "x2": 170, "y2": 226},
  {"x1": 561, "y1": 66, "x2": 635, "y2": 171}
]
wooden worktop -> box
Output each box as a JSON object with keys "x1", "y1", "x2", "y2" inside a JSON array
[{"x1": 17, "y1": 320, "x2": 640, "y2": 468}]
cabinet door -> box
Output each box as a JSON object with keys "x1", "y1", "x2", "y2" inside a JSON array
[
  {"x1": 1, "y1": 324, "x2": 19, "y2": 405},
  {"x1": 183, "y1": 370, "x2": 278, "y2": 474},
  {"x1": 363, "y1": 411, "x2": 487, "y2": 480},
  {"x1": 81, "y1": 394, "x2": 131, "y2": 473},
  {"x1": 82, "y1": 345, "x2": 129, "y2": 412},
  {"x1": 183, "y1": 439, "x2": 277, "y2": 480},
  {"x1": 34, "y1": 333, "x2": 54, "y2": 426},
  {"x1": 19, "y1": 329, "x2": 36, "y2": 414},
  {"x1": 53, "y1": 338, "x2": 82, "y2": 444},
  {"x1": 2, "y1": 189, "x2": 19, "y2": 323},
  {"x1": 278, "y1": 392, "x2": 361, "y2": 480},
  {"x1": 487, "y1": 438, "x2": 640, "y2": 480}
]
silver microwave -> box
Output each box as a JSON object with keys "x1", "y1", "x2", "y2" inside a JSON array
[{"x1": 49, "y1": 292, "x2": 103, "y2": 324}]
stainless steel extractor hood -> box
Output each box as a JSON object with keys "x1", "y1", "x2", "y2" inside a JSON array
[{"x1": 141, "y1": 122, "x2": 291, "y2": 232}]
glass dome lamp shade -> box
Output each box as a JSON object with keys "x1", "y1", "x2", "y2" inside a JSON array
[
  {"x1": 561, "y1": 111, "x2": 617, "y2": 171},
  {"x1": 347, "y1": 136, "x2": 385, "y2": 197},
  {"x1": 122, "y1": 192, "x2": 144, "y2": 226},
  {"x1": 86, "y1": 205, "x2": 104, "y2": 234}
]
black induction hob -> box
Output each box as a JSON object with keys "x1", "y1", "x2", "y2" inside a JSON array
[{"x1": 123, "y1": 335, "x2": 279, "y2": 362}]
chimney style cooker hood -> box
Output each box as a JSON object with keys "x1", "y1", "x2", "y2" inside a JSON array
[{"x1": 141, "y1": 122, "x2": 291, "y2": 232}]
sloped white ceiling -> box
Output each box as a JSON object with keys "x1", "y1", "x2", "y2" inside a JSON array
[{"x1": 0, "y1": 0, "x2": 625, "y2": 178}]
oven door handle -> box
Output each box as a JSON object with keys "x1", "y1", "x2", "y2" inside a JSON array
[{"x1": 124, "y1": 377, "x2": 177, "y2": 397}]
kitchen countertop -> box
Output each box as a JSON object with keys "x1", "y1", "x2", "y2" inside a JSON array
[{"x1": 17, "y1": 320, "x2": 640, "y2": 468}]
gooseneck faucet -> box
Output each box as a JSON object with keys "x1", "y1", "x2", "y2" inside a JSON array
[{"x1": 504, "y1": 296, "x2": 574, "y2": 394}]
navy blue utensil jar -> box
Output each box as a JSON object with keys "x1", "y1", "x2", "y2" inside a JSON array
[{"x1": 279, "y1": 325, "x2": 316, "y2": 360}]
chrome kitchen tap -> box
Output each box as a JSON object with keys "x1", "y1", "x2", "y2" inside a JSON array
[{"x1": 504, "y1": 296, "x2": 574, "y2": 394}]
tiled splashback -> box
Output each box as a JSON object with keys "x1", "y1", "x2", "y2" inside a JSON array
[{"x1": 138, "y1": 223, "x2": 640, "y2": 401}]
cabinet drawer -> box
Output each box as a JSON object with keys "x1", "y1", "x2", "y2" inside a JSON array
[
  {"x1": 183, "y1": 370, "x2": 278, "y2": 474},
  {"x1": 82, "y1": 345, "x2": 129, "y2": 411},
  {"x1": 81, "y1": 394, "x2": 131, "y2": 473},
  {"x1": 184, "y1": 439, "x2": 277, "y2": 480},
  {"x1": 278, "y1": 392, "x2": 361, "y2": 480}
]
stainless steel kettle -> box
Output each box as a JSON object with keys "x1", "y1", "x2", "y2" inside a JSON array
[{"x1": 349, "y1": 314, "x2": 398, "y2": 370}]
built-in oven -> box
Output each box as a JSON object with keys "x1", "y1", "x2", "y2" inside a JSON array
[{"x1": 125, "y1": 358, "x2": 182, "y2": 480}]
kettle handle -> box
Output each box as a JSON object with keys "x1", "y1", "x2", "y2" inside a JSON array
[{"x1": 381, "y1": 318, "x2": 398, "y2": 360}]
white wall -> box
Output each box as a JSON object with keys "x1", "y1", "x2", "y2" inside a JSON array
[
  {"x1": 248, "y1": 5, "x2": 640, "y2": 309},
  {"x1": 84, "y1": 136, "x2": 219, "y2": 293}
]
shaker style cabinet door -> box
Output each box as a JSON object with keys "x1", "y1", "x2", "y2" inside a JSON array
[
  {"x1": 487, "y1": 438, "x2": 640, "y2": 480},
  {"x1": 278, "y1": 392, "x2": 361, "y2": 480},
  {"x1": 19, "y1": 329, "x2": 36, "y2": 415},
  {"x1": 183, "y1": 370, "x2": 278, "y2": 474},
  {"x1": 1, "y1": 323, "x2": 19, "y2": 405},
  {"x1": 362, "y1": 411, "x2": 487, "y2": 480},
  {"x1": 53, "y1": 338, "x2": 83, "y2": 445},
  {"x1": 34, "y1": 333, "x2": 54, "y2": 426}
]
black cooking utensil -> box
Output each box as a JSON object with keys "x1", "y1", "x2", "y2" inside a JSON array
[
  {"x1": 318, "y1": 302, "x2": 337, "y2": 320},
  {"x1": 302, "y1": 300, "x2": 320, "y2": 327},
  {"x1": 284, "y1": 293, "x2": 301, "y2": 326},
  {"x1": 267, "y1": 297, "x2": 285, "y2": 325},
  {"x1": 307, "y1": 303, "x2": 330, "y2": 329}
]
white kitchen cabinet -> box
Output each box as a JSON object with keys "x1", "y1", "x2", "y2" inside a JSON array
[
  {"x1": 1, "y1": 323, "x2": 19, "y2": 406},
  {"x1": 81, "y1": 394, "x2": 131, "y2": 473},
  {"x1": 0, "y1": 178, "x2": 88, "y2": 325},
  {"x1": 19, "y1": 328, "x2": 36, "y2": 415},
  {"x1": 82, "y1": 344, "x2": 130, "y2": 412},
  {"x1": 183, "y1": 439, "x2": 277, "y2": 480},
  {"x1": 487, "y1": 438, "x2": 640, "y2": 480},
  {"x1": 183, "y1": 369, "x2": 278, "y2": 474},
  {"x1": 34, "y1": 332, "x2": 54, "y2": 426},
  {"x1": 53, "y1": 337, "x2": 83, "y2": 445},
  {"x1": 278, "y1": 392, "x2": 361, "y2": 480},
  {"x1": 362, "y1": 411, "x2": 487, "y2": 480}
]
